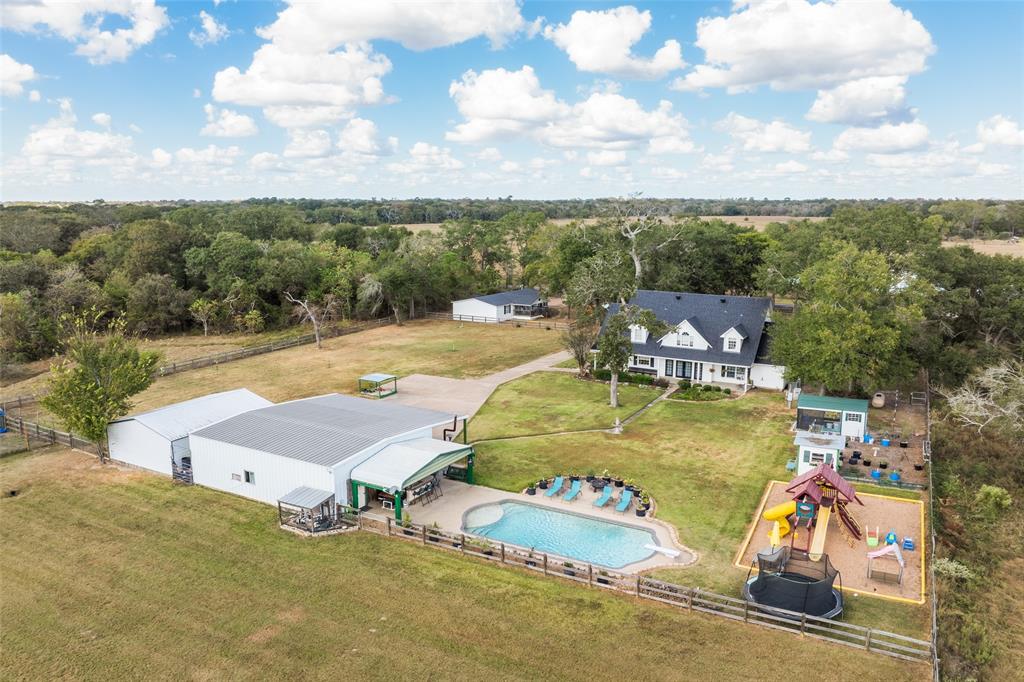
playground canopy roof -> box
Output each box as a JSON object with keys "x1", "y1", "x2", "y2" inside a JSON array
[
  {"x1": 785, "y1": 463, "x2": 863, "y2": 505},
  {"x1": 796, "y1": 394, "x2": 869, "y2": 414},
  {"x1": 790, "y1": 479, "x2": 824, "y2": 504},
  {"x1": 350, "y1": 437, "x2": 472, "y2": 493}
]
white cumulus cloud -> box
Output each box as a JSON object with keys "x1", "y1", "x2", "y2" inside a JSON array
[
  {"x1": 190, "y1": 10, "x2": 229, "y2": 47},
  {"x1": 1, "y1": 54, "x2": 37, "y2": 96},
  {"x1": 337, "y1": 117, "x2": 397, "y2": 156},
  {"x1": 834, "y1": 120, "x2": 929, "y2": 152},
  {"x1": 806, "y1": 76, "x2": 911, "y2": 125},
  {"x1": 543, "y1": 6, "x2": 684, "y2": 79},
  {"x1": 976, "y1": 115, "x2": 1024, "y2": 147},
  {"x1": 387, "y1": 142, "x2": 464, "y2": 175},
  {"x1": 283, "y1": 128, "x2": 333, "y2": 158},
  {"x1": 447, "y1": 66, "x2": 569, "y2": 142},
  {"x1": 213, "y1": 1, "x2": 527, "y2": 129},
  {"x1": 22, "y1": 99, "x2": 133, "y2": 162},
  {"x1": 91, "y1": 112, "x2": 112, "y2": 128},
  {"x1": 714, "y1": 113, "x2": 812, "y2": 153},
  {"x1": 587, "y1": 150, "x2": 627, "y2": 166},
  {"x1": 2, "y1": 0, "x2": 169, "y2": 64},
  {"x1": 200, "y1": 103, "x2": 258, "y2": 137}
]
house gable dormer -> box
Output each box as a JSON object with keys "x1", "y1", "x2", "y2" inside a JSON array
[
  {"x1": 720, "y1": 324, "x2": 748, "y2": 353},
  {"x1": 629, "y1": 324, "x2": 649, "y2": 344},
  {"x1": 659, "y1": 318, "x2": 710, "y2": 350}
]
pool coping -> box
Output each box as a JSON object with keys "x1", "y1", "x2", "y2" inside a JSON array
[{"x1": 460, "y1": 498, "x2": 662, "y2": 571}]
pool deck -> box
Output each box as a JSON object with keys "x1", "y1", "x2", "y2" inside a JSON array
[{"x1": 386, "y1": 480, "x2": 697, "y2": 573}]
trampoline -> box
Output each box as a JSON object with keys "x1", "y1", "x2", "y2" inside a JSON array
[{"x1": 742, "y1": 546, "x2": 844, "y2": 619}]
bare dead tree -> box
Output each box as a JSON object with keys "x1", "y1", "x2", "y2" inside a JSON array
[
  {"x1": 284, "y1": 291, "x2": 338, "y2": 349},
  {"x1": 936, "y1": 361, "x2": 1024, "y2": 437},
  {"x1": 607, "y1": 193, "x2": 687, "y2": 288}
]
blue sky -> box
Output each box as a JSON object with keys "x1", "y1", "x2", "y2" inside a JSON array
[{"x1": 1, "y1": 1, "x2": 1021, "y2": 201}]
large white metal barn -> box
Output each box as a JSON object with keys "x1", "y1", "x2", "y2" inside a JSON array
[
  {"x1": 188, "y1": 393, "x2": 472, "y2": 521},
  {"x1": 107, "y1": 388, "x2": 272, "y2": 476}
]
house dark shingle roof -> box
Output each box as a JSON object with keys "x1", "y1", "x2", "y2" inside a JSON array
[
  {"x1": 603, "y1": 290, "x2": 772, "y2": 366},
  {"x1": 469, "y1": 288, "x2": 542, "y2": 306}
]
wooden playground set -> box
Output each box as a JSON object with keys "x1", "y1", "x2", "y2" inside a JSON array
[{"x1": 737, "y1": 464, "x2": 926, "y2": 604}]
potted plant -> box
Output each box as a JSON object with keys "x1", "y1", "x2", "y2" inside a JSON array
[
  {"x1": 914, "y1": 463, "x2": 924, "y2": 471},
  {"x1": 538, "y1": 478, "x2": 549, "y2": 490},
  {"x1": 596, "y1": 570, "x2": 611, "y2": 585},
  {"x1": 401, "y1": 510, "x2": 415, "y2": 536},
  {"x1": 613, "y1": 476, "x2": 624, "y2": 488},
  {"x1": 624, "y1": 478, "x2": 636, "y2": 492},
  {"x1": 563, "y1": 561, "x2": 576, "y2": 577},
  {"x1": 879, "y1": 460, "x2": 889, "y2": 470},
  {"x1": 862, "y1": 458, "x2": 872, "y2": 467},
  {"x1": 601, "y1": 469, "x2": 612, "y2": 483},
  {"x1": 526, "y1": 482, "x2": 537, "y2": 495},
  {"x1": 585, "y1": 470, "x2": 595, "y2": 482},
  {"x1": 428, "y1": 521, "x2": 441, "y2": 542},
  {"x1": 635, "y1": 507, "x2": 647, "y2": 517},
  {"x1": 525, "y1": 550, "x2": 538, "y2": 567},
  {"x1": 569, "y1": 472, "x2": 580, "y2": 482}
]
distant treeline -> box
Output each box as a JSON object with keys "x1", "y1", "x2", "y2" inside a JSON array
[{"x1": 3, "y1": 197, "x2": 1021, "y2": 238}]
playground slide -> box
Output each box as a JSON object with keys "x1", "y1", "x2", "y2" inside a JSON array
[
  {"x1": 763, "y1": 500, "x2": 796, "y2": 540},
  {"x1": 808, "y1": 504, "x2": 832, "y2": 562}
]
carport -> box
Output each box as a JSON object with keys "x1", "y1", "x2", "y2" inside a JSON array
[{"x1": 349, "y1": 438, "x2": 475, "y2": 520}]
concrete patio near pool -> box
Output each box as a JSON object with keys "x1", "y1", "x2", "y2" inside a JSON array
[{"x1": 365, "y1": 478, "x2": 697, "y2": 573}]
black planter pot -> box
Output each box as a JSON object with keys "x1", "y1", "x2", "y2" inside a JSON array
[
  {"x1": 614, "y1": 479, "x2": 624, "y2": 487},
  {"x1": 526, "y1": 560, "x2": 537, "y2": 567},
  {"x1": 602, "y1": 476, "x2": 612, "y2": 483},
  {"x1": 879, "y1": 462, "x2": 888, "y2": 470},
  {"x1": 914, "y1": 464, "x2": 924, "y2": 471},
  {"x1": 635, "y1": 509, "x2": 647, "y2": 517},
  {"x1": 569, "y1": 475, "x2": 580, "y2": 482},
  {"x1": 403, "y1": 528, "x2": 415, "y2": 537},
  {"x1": 538, "y1": 480, "x2": 549, "y2": 489},
  {"x1": 596, "y1": 577, "x2": 611, "y2": 585},
  {"x1": 585, "y1": 475, "x2": 595, "y2": 482},
  {"x1": 564, "y1": 569, "x2": 576, "y2": 577},
  {"x1": 483, "y1": 549, "x2": 495, "y2": 556},
  {"x1": 862, "y1": 460, "x2": 872, "y2": 467},
  {"x1": 624, "y1": 485, "x2": 636, "y2": 492},
  {"x1": 526, "y1": 487, "x2": 536, "y2": 496}
]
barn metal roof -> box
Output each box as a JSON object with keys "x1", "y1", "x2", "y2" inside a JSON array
[
  {"x1": 462, "y1": 287, "x2": 542, "y2": 306},
  {"x1": 110, "y1": 388, "x2": 272, "y2": 441},
  {"x1": 797, "y1": 394, "x2": 869, "y2": 414},
  {"x1": 278, "y1": 486, "x2": 334, "y2": 509},
  {"x1": 190, "y1": 393, "x2": 457, "y2": 468}
]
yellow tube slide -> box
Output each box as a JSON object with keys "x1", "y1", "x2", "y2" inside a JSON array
[{"x1": 763, "y1": 500, "x2": 796, "y2": 541}]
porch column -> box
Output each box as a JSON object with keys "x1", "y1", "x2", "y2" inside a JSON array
[
  {"x1": 394, "y1": 490, "x2": 403, "y2": 521},
  {"x1": 350, "y1": 479, "x2": 360, "y2": 509},
  {"x1": 462, "y1": 417, "x2": 468, "y2": 444}
]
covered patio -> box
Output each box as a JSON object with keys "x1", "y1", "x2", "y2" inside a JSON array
[
  {"x1": 358, "y1": 372, "x2": 398, "y2": 399},
  {"x1": 350, "y1": 438, "x2": 475, "y2": 520}
]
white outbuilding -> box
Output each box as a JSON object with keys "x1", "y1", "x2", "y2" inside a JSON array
[
  {"x1": 451, "y1": 288, "x2": 547, "y2": 322},
  {"x1": 107, "y1": 388, "x2": 272, "y2": 477},
  {"x1": 188, "y1": 393, "x2": 472, "y2": 521}
]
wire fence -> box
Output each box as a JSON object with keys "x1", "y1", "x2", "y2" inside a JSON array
[
  {"x1": 2, "y1": 415, "x2": 100, "y2": 455},
  {"x1": 425, "y1": 311, "x2": 571, "y2": 331},
  {"x1": 924, "y1": 371, "x2": 940, "y2": 682},
  {"x1": 357, "y1": 512, "x2": 932, "y2": 664}
]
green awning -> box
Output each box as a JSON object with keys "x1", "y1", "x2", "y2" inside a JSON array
[{"x1": 350, "y1": 438, "x2": 473, "y2": 493}]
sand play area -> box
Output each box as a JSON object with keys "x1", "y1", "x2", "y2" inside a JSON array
[{"x1": 737, "y1": 480, "x2": 926, "y2": 604}]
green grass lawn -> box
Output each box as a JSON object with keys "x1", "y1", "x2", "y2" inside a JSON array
[
  {"x1": 470, "y1": 379, "x2": 932, "y2": 638},
  {"x1": 470, "y1": 373, "x2": 659, "y2": 440},
  {"x1": 553, "y1": 358, "x2": 580, "y2": 369},
  {"x1": 0, "y1": 447, "x2": 926, "y2": 681}
]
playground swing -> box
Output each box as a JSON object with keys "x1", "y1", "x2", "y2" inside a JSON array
[{"x1": 866, "y1": 542, "x2": 905, "y2": 585}]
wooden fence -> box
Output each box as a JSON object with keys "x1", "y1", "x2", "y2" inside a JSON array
[
  {"x1": 3, "y1": 415, "x2": 99, "y2": 455},
  {"x1": 357, "y1": 513, "x2": 932, "y2": 663}
]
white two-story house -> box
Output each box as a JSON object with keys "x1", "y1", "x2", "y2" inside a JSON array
[{"x1": 599, "y1": 290, "x2": 787, "y2": 390}]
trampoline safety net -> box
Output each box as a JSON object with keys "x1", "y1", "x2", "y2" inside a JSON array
[{"x1": 748, "y1": 547, "x2": 841, "y2": 616}]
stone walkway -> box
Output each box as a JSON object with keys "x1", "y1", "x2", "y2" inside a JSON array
[{"x1": 390, "y1": 350, "x2": 571, "y2": 417}]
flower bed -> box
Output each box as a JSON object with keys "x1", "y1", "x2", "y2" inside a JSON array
[{"x1": 671, "y1": 382, "x2": 731, "y2": 401}]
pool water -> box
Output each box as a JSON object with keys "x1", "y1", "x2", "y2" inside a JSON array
[{"x1": 462, "y1": 500, "x2": 658, "y2": 569}]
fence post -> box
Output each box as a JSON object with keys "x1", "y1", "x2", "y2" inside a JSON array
[
  {"x1": 636, "y1": 575, "x2": 641, "y2": 597},
  {"x1": 461, "y1": 534, "x2": 466, "y2": 554},
  {"x1": 422, "y1": 525, "x2": 427, "y2": 544},
  {"x1": 743, "y1": 600, "x2": 749, "y2": 622},
  {"x1": 800, "y1": 613, "x2": 807, "y2": 635},
  {"x1": 865, "y1": 629, "x2": 873, "y2": 651},
  {"x1": 543, "y1": 554, "x2": 548, "y2": 575},
  {"x1": 588, "y1": 564, "x2": 593, "y2": 587},
  {"x1": 385, "y1": 517, "x2": 391, "y2": 536},
  {"x1": 500, "y1": 543, "x2": 506, "y2": 564},
  {"x1": 687, "y1": 588, "x2": 694, "y2": 610}
]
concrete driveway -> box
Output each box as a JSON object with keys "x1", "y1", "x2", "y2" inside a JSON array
[{"x1": 391, "y1": 350, "x2": 571, "y2": 417}]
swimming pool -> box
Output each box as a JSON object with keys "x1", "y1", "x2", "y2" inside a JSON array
[{"x1": 462, "y1": 500, "x2": 658, "y2": 569}]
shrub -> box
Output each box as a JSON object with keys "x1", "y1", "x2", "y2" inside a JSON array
[
  {"x1": 678, "y1": 380, "x2": 691, "y2": 389},
  {"x1": 653, "y1": 377, "x2": 669, "y2": 388},
  {"x1": 702, "y1": 384, "x2": 717, "y2": 392},
  {"x1": 974, "y1": 485, "x2": 1012, "y2": 520},
  {"x1": 934, "y1": 557, "x2": 976, "y2": 582},
  {"x1": 723, "y1": 388, "x2": 732, "y2": 395}
]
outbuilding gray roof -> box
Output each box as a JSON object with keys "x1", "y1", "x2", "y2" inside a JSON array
[
  {"x1": 603, "y1": 290, "x2": 772, "y2": 367},
  {"x1": 190, "y1": 393, "x2": 456, "y2": 468},
  {"x1": 466, "y1": 287, "x2": 542, "y2": 306},
  {"x1": 278, "y1": 486, "x2": 334, "y2": 509},
  {"x1": 110, "y1": 388, "x2": 272, "y2": 441}
]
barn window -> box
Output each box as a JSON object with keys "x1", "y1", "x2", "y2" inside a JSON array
[{"x1": 244, "y1": 470, "x2": 256, "y2": 485}]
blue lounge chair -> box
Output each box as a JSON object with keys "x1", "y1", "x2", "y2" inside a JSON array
[
  {"x1": 564, "y1": 479, "x2": 582, "y2": 502},
  {"x1": 593, "y1": 486, "x2": 614, "y2": 508},
  {"x1": 544, "y1": 476, "x2": 564, "y2": 497},
  {"x1": 615, "y1": 489, "x2": 633, "y2": 513}
]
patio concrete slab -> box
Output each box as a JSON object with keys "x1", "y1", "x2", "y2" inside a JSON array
[{"x1": 375, "y1": 479, "x2": 696, "y2": 573}]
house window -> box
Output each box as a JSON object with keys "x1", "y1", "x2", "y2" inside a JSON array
[
  {"x1": 665, "y1": 359, "x2": 674, "y2": 376},
  {"x1": 632, "y1": 356, "x2": 652, "y2": 368},
  {"x1": 720, "y1": 366, "x2": 746, "y2": 380},
  {"x1": 845, "y1": 413, "x2": 862, "y2": 422},
  {"x1": 677, "y1": 332, "x2": 692, "y2": 347},
  {"x1": 244, "y1": 470, "x2": 256, "y2": 485},
  {"x1": 631, "y1": 326, "x2": 647, "y2": 343},
  {"x1": 809, "y1": 452, "x2": 825, "y2": 465},
  {"x1": 727, "y1": 338, "x2": 738, "y2": 351},
  {"x1": 503, "y1": 304, "x2": 511, "y2": 314}
]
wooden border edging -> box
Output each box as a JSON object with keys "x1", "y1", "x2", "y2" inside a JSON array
[{"x1": 356, "y1": 512, "x2": 931, "y2": 664}]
